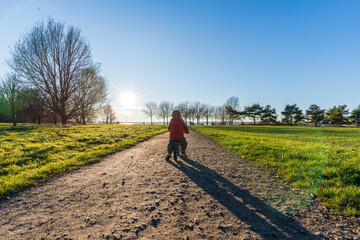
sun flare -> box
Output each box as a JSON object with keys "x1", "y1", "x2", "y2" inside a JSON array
[{"x1": 120, "y1": 91, "x2": 137, "y2": 107}]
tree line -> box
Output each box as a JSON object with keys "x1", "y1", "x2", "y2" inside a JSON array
[
  {"x1": 0, "y1": 18, "x2": 116, "y2": 126},
  {"x1": 144, "y1": 97, "x2": 360, "y2": 126}
]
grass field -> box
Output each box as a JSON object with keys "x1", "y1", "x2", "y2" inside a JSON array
[
  {"x1": 0, "y1": 123, "x2": 167, "y2": 197},
  {"x1": 192, "y1": 125, "x2": 360, "y2": 216}
]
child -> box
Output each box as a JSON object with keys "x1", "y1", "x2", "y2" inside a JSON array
[{"x1": 165, "y1": 110, "x2": 189, "y2": 160}]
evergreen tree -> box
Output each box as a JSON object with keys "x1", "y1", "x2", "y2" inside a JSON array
[
  {"x1": 225, "y1": 106, "x2": 245, "y2": 124},
  {"x1": 281, "y1": 104, "x2": 302, "y2": 125},
  {"x1": 325, "y1": 105, "x2": 349, "y2": 125},
  {"x1": 260, "y1": 105, "x2": 277, "y2": 123},
  {"x1": 225, "y1": 97, "x2": 240, "y2": 125},
  {"x1": 244, "y1": 103, "x2": 263, "y2": 124},
  {"x1": 348, "y1": 106, "x2": 360, "y2": 125},
  {"x1": 294, "y1": 109, "x2": 305, "y2": 124},
  {"x1": 305, "y1": 104, "x2": 325, "y2": 125}
]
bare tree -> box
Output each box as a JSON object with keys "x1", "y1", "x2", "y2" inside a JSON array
[
  {"x1": 73, "y1": 67, "x2": 108, "y2": 124},
  {"x1": 187, "y1": 104, "x2": 196, "y2": 124},
  {"x1": 216, "y1": 105, "x2": 227, "y2": 125},
  {"x1": 176, "y1": 101, "x2": 190, "y2": 124},
  {"x1": 0, "y1": 73, "x2": 30, "y2": 126},
  {"x1": 9, "y1": 18, "x2": 95, "y2": 125},
  {"x1": 192, "y1": 101, "x2": 206, "y2": 125},
  {"x1": 143, "y1": 102, "x2": 157, "y2": 124},
  {"x1": 213, "y1": 106, "x2": 219, "y2": 124},
  {"x1": 103, "y1": 103, "x2": 116, "y2": 124},
  {"x1": 157, "y1": 101, "x2": 173, "y2": 125},
  {"x1": 22, "y1": 88, "x2": 49, "y2": 124},
  {"x1": 203, "y1": 104, "x2": 214, "y2": 125},
  {"x1": 157, "y1": 101, "x2": 167, "y2": 125},
  {"x1": 164, "y1": 101, "x2": 174, "y2": 124},
  {"x1": 225, "y1": 96, "x2": 240, "y2": 125}
]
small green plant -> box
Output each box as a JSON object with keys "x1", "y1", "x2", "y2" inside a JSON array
[
  {"x1": 0, "y1": 123, "x2": 167, "y2": 197},
  {"x1": 192, "y1": 125, "x2": 360, "y2": 216}
]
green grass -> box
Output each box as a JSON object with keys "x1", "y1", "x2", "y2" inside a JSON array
[
  {"x1": 0, "y1": 123, "x2": 167, "y2": 197},
  {"x1": 192, "y1": 125, "x2": 360, "y2": 216}
]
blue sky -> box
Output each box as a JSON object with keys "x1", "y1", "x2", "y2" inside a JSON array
[{"x1": 1, "y1": 0, "x2": 360, "y2": 122}]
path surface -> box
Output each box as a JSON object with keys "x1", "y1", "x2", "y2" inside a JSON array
[{"x1": 0, "y1": 130, "x2": 359, "y2": 239}]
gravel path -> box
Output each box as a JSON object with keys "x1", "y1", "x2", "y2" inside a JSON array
[{"x1": 0, "y1": 129, "x2": 359, "y2": 239}]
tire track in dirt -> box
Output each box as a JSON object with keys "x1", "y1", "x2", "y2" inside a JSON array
[{"x1": 0, "y1": 129, "x2": 359, "y2": 239}]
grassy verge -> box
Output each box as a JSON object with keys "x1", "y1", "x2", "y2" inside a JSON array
[
  {"x1": 0, "y1": 123, "x2": 167, "y2": 197},
  {"x1": 192, "y1": 125, "x2": 360, "y2": 216}
]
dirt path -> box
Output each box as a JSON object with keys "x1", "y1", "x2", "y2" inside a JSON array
[{"x1": 0, "y1": 130, "x2": 359, "y2": 239}]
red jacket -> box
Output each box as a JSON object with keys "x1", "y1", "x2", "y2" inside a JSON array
[{"x1": 168, "y1": 117, "x2": 189, "y2": 138}]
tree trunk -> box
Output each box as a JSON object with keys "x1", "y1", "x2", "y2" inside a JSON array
[
  {"x1": 60, "y1": 110, "x2": 67, "y2": 125},
  {"x1": 81, "y1": 115, "x2": 86, "y2": 125},
  {"x1": 60, "y1": 102, "x2": 67, "y2": 126},
  {"x1": 13, "y1": 116, "x2": 17, "y2": 126},
  {"x1": 53, "y1": 112, "x2": 57, "y2": 125},
  {"x1": 61, "y1": 116, "x2": 67, "y2": 126}
]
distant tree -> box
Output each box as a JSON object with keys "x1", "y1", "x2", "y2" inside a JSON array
[
  {"x1": 74, "y1": 68, "x2": 108, "y2": 124},
  {"x1": 193, "y1": 101, "x2": 206, "y2": 125},
  {"x1": 225, "y1": 106, "x2": 236, "y2": 125},
  {"x1": 225, "y1": 97, "x2": 240, "y2": 124},
  {"x1": 225, "y1": 106, "x2": 245, "y2": 124},
  {"x1": 294, "y1": 109, "x2": 305, "y2": 124},
  {"x1": 305, "y1": 104, "x2": 325, "y2": 125},
  {"x1": 349, "y1": 106, "x2": 360, "y2": 126},
  {"x1": 22, "y1": 88, "x2": 48, "y2": 124},
  {"x1": 213, "y1": 106, "x2": 220, "y2": 124},
  {"x1": 143, "y1": 102, "x2": 157, "y2": 124},
  {"x1": 157, "y1": 101, "x2": 173, "y2": 125},
  {"x1": 103, "y1": 103, "x2": 116, "y2": 124},
  {"x1": 0, "y1": 73, "x2": 30, "y2": 126},
  {"x1": 187, "y1": 104, "x2": 196, "y2": 124},
  {"x1": 157, "y1": 102, "x2": 167, "y2": 125},
  {"x1": 176, "y1": 101, "x2": 190, "y2": 124},
  {"x1": 325, "y1": 105, "x2": 349, "y2": 125},
  {"x1": 203, "y1": 105, "x2": 215, "y2": 125},
  {"x1": 9, "y1": 18, "x2": 95, "y2": 125},
  {"x1": 281, "y1": 104, "x2": 302, "y2": 125},
  {"x1": 260, "y1": 105, "x2": 277, "y2": 124},
  {"x1": 217, "y1": 105, "x2": 227, "y2": 125},
  {"x1": 244, "y1": 103, "x2": 263, "y2": 124},
  {"x1": 164, "y1": 101, "x2": 174, "y2": 124}
]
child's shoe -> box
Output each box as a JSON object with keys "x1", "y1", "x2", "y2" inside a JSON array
[{"x1": 165, "y1": 153, "x2": 171, "y2": 161}]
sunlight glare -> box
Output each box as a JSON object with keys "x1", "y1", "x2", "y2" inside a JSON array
[{"x1": 120, "y1": 90, "x2": 137, "y2": 107}]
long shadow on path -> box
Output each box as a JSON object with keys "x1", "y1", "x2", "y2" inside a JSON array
[{"x1": 168, "y1": 158, "x2": 317, "y2": 240}]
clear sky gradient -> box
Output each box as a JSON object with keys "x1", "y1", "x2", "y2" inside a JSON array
[{"x1": 1, "y1": 0, "x2": 360, "y2": 122}]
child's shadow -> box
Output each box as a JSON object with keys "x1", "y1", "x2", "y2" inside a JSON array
[{"x1": 168, "y1": 157, "x2": 317, "y2": 240}]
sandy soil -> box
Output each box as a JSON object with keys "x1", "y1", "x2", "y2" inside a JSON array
[{"x1": 0, "y1": 129, "x2": 359, "y2": 239}]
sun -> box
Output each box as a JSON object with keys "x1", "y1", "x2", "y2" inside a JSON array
[{"x1": 120, "y1": 90, "x2": 137, "y2": 107}]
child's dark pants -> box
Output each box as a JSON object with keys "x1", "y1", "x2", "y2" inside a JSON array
[{"x1": 167, "y1": 138, "x2": 187, "y2": 154}]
